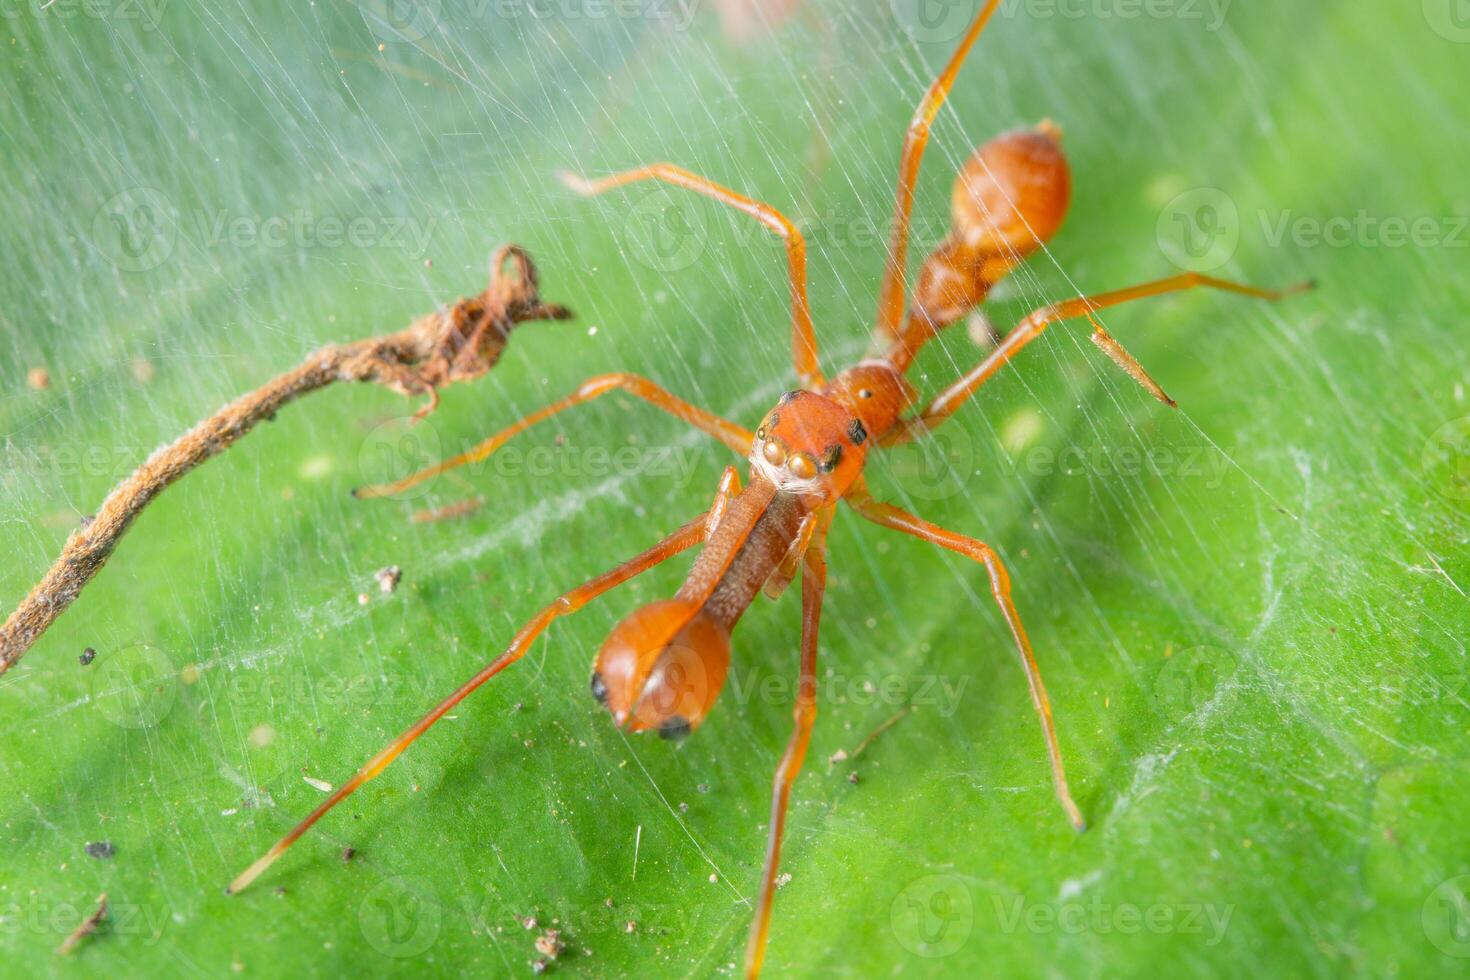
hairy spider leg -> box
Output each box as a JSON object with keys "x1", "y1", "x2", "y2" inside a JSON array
[
  {"x1": 873, "y1": 0, "x2": 1003, "y2": 344},
  {"x1": 560, "y1": 164, "x2": 824, "y2": 388},
  {"x1": 845, "y1": 492, "x2": 1084, "y2": 830},
  {"x1": 744, "y1": 507, "x2": 832, "y2": 979},
  {"x1": 888, "y1": 272, "x2": 1314, "y2": 442},
  {"x1": 226, "y1": 506, "x2": 720, "y2": 895},
  {"x1": 353, "y1": 373, "x2": 753, "y2": 499}
]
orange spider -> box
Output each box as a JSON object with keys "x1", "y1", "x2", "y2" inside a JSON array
[{"x1": 227, "y1": 4, "x2": 1308, "y2": 975}]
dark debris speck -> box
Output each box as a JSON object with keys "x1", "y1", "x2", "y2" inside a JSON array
[
  {"x1": 84, "y1": 841, "x2": 115, "y2": 860},
  {"x1": 78, "y1": 648, "x2": 97, "y2": 666}
]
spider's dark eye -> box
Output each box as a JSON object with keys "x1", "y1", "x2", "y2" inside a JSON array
[
  {"x1": 848, "y1": 419, "x2": 868, "y2": 445},
  {"x1": 755, "y1": 426, "x2": 767, "y2": 440},
  {"x1": 859, "y1": 389, "x2": 873, "y2": 399},
  {"x1": 820, "y1": 445, "x2": 842, "y2": 473}
]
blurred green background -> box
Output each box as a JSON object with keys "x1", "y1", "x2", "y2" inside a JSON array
[{"x1": 3, "y1": 0, "x2": 1469, "y2": 976}]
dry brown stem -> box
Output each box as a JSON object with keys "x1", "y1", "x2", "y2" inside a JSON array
[{"x1": 0, "y1": 245, "x2": 570, "y2": 676}]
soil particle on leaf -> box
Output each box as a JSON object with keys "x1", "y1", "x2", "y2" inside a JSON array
[
  {"x1": 374, "y1": 565, "x2": 403, "y2": 594},
  {"x1": 84, "y1": 841, "x2": 115, "y2": 860},
  {"x1": 534, "y1": 928, "x2": 564, "y2": 959},
  {"x1": 341, "y1": 847, "x2": 356, "y2": 862}
]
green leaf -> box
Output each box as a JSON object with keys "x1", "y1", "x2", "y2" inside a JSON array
[{"x1": 2, "y1": 2, "x2": 1466, "y2": 976}]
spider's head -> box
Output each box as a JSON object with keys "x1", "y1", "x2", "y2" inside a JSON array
[
  {"x1": 951, "y1": 120, "x2": 1071, "y2": 260},
  {"x1": 749, "y1": 389, "x2": 875, "y2": 505},
  {"x1": 590, "y1": 600, "x2": 731, "y2": 741}
]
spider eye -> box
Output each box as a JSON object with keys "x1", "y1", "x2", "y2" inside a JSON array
[
  {"x1": 762, "y1": 440, "x2": 786, "y2": 465},
  {"x1": 788, "y1": 454, "x2": 817, "y2": 480},
  {"x1": 755, "y1": 426, "x2": 767, "y2": 440},
  {"x1": 859, "y1": 389, "x2": 873, "y2": 399},
  {"x1": 819, "y1": 445, "x2": 842, "y2": 472}
]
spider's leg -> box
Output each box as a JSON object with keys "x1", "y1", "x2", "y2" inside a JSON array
[
  {"x1": 744, "y1": 508, "x2": 831, "y2": 979},
  {"x1": 885, "y1": 272, "x2": 1312, "y2": 444},
  {"x1": 226, "y1": 506, "x2": 718, "y2": 895},
  {"x1": 708, "y1": 465, "x2": 743, "y2": 540},
  {"x1": 844, "y1": 491, "x2": 1085, "y2": 831},
  {"x1": 873, "y1": 0, "x2": 1002, "y2": 344},
  {"x1": 561, "y1": 164, "x2": 823, "y2": 389},
  {"x1": 354, "y1": 372, "x2": 752, "y2": 499}
]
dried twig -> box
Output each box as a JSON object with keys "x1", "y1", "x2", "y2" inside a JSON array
[
  {"x1": 56, "y1": 893, "x2": 107, "y2": 955},
  {"x1": 1, "y1": 245, "x2": 571, "y2": 676}
]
